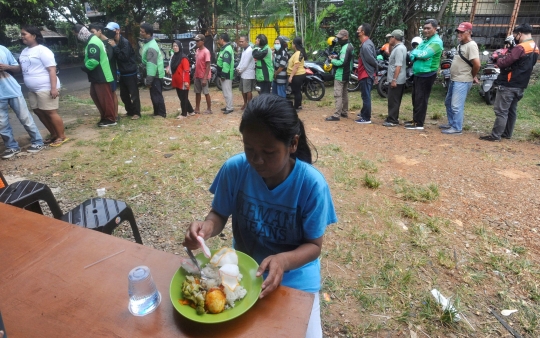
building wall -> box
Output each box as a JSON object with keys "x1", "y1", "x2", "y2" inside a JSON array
[{"x1": 249, "y1": 16, "x2": 295, "y2": 43}]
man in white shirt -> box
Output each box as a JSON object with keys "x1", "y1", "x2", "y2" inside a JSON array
[{"x1": 236, "y1": 35, "x2": 255, "y2": 110}]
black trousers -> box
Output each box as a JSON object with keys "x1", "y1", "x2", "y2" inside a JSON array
[
  {"x1": 150, "y1": 78, "x2": 167, "y2": 117},
  {"x1": 176, "y1": 88, "x2": 194, "y2": 116},
  {"x1": 291, "y1": 74, "x2": 306, "y2": 109},
  {"x1": 119, "y1": 74, "x2": 141, "y2": 116},
  {"x1": 386, "y1": 83, "x2": 405, "y2": 124},
  {"x1": 257, "y1": 81, "x2": 272, "y2": 94},
  {"x1": 412, "y1": 74, "x2": 437, "y2": 126}
]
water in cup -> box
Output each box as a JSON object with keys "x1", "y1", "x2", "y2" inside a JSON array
[{"x1": 128, "y1": 266, "x2": 161, "y2": 316}]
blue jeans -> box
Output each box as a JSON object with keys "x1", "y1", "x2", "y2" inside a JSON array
[
  {"x1": 272, "y1": 81, "x2": 287, "y2": 98},
  {"x1": 444, "y1": 80, "x2": 472, "y2": 131},
  {"x1": 359, "y1": 78, "x2": 373, "y2": 120},
  {"x1": 0, "y1": 95, "x2": 44, "y2": 150}
]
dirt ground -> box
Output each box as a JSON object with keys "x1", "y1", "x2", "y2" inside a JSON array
[{"x1": 2, "y1": 84, "x2": 539, "y2": 336}]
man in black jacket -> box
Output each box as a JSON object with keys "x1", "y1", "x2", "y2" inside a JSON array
[{"x1": 106, "y1": 22, "x2": 141, "y2": 120}]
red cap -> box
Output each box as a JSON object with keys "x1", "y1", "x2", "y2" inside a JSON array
[{"x1": 456, "y1": 22, "x2": 473, "y2": 32}]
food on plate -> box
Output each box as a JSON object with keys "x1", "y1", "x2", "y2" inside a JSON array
[
  {"x1": 205, "y1": 288, "x2": 227, "y2": 314},
  {"x1": 179, "y1": 247, "x2": 248, "y2": 315}
]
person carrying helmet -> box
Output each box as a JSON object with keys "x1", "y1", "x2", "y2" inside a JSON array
[{"x1": 325, "y1": 30, "x2": 354, "y2": 121}]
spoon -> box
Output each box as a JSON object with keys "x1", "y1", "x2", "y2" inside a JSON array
[{"x1": 184, "y1": 247, "x2": 208, "y2": 280}]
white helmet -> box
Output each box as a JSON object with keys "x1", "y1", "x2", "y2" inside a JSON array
[
  {"x1": 504, "y1": 35, "x2": 516, "y2": 49},
  {"x1": 411, "y1": 36, "x2": 422, "y2": 47}
]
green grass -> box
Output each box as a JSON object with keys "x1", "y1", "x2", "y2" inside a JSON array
[
  {"x1": 393, "y1": 178, "x2": 439, "y2": 202},
  {"x1": 362, "y1": 173, "x2": 381, "y2": 189}
]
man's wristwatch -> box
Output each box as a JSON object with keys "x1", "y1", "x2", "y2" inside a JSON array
[{"x1": 391, "y1": 79, "x2": 397, "y2": 82}]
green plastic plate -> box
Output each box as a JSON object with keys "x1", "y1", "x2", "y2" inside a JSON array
[{"x1": 169, "y1": 250, "x2": 263, "y2": 323}]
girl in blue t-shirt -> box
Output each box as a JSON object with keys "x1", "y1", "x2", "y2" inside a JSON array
[{"x1": 184, "y1": 94, "x2": 336, "y2": 337}]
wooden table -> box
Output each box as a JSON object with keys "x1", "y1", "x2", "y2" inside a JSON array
[{"x1": 0, "y1": 204, "x2": 314, "y2": 337}]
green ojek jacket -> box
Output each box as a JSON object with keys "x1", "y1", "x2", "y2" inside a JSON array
[
  {"x1": 253, "y1": 45, "x2": 273, "y2": 82},
  {"x1": 331, "y1": 42, "x2": 354, "y2": 81},
  {"x1": 83, "y1": 34, "x2": 114, "y2": 83},
  {"x1": 142, "y1": 37, "x2": 165, "y2": 84},
  {"x1": 410, "y1": 34, "x2": 443, "y2": 75},
  {"x1": 217, "y1": 43, "x2": 235, "y2": 80}
]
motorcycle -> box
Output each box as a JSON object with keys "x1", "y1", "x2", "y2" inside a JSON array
[
  {"x1": 375, "y1": 59, "x2": 390, "y2": 97},
  {"x1": 310, "y1": 49, "x2": 336, "y2": 86},
  {"x1": 255, "y1": 66, "x2": 325, "y2": 101},
  {"x1": 215, "y1": 54, "x2": 241, "y2": 90},
  {"x1": 348, "y1": 59, "x2": 389, "y2": 94},
  {"x1": 479, "y1": 49, "x2": 504, "y2": 105},
  {"x1": 440, "y1": 48, "x2": 456, "y2": 92}
]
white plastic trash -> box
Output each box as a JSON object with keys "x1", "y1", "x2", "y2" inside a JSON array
[
  {"x1": 431, "y1": 289, "x2": 461, "y2": 321},
  {"x1": 96, "y1": 188, "x2": 106, "y2": 197}
]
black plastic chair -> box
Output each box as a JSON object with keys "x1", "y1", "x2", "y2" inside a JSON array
[
  {"x1": 0, "y1": 179, "x2": 63, "y2": 219},
  {"x1": 61, "y1": 198, "x2": 143, "y2": 244}
]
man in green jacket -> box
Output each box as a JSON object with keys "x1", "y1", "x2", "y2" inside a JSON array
[
  {"x1": 406, "y1": 19, "x2": 443, "y2": 130},
  {"x1": 140, "y1": 23, "x2": 167, "y2": 118},
  {"x1": 75, "y1": 24, "x2": 117, "y2": 127},
  {"x1": 217, "y1": 33, "x2": 235, "y2": 114},
  {"x1": 326, "y1": 29, "x2": 354, "y2": 121}
]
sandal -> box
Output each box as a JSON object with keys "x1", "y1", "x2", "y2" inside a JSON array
[
  {"x1": 49, "y1": 138, "x2": 70, "y2": 147},
  {"x1": 44, "y1": 137, "x2": 57, "y2": 145},
  {"x1": 131, "y1": 115, "x2": 140, "y2": 120},
  {"x1": 188, "y1": 112, "x2": 196, "y2": 116},
  {"x1": 203, "y1": 109, "x2": 213, "y2": 115},
  {"x1": 176, "y1": 115, "x2": 187, "y2": 119}
]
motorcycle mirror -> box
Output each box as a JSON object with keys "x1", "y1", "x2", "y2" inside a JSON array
[{"x1": 483, "y1": 50, "x2": 489, "y2": 55}]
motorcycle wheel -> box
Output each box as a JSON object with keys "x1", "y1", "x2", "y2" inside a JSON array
[
  {"x1": 304, "y1": 81, "x2": 325, "y2": 101},
  {"x1": 215, "y1": 77, "x2": 222, "y2": 90},
  {"x1": 485, "y1": 88, "x2": 496, "y2": 105},
  {"x1": 163, "y1": 78, "x2": 173, "y2": 91},
  {"x1": 347, "y1": 78, "x2": 360, "y2": 92},
  {"x1": 377, "y1": 76, "x2": 389, "y2": 98}
]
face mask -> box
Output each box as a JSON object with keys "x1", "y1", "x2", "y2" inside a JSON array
[
  {"x1": 338, "y1": 39, "x2": 348, "y2": 46},
  {"x1": 274, "y1": 44, "x2": 281, "y2": 51}
]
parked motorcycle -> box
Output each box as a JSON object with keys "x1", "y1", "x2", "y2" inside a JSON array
[
  {"x1": 479, "y1": 49, "x2": 505, "y2": 105},
  {"x1": 215, "y1": 54, "x2": 241, "y2": 90},
  {"x1": 255, "y1": 66, "x2": 325, "y2": 101},
  {"x1": 440, "y1": 48, "x2": 456, "y2": 92}
]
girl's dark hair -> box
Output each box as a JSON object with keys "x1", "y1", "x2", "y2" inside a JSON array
[
  {"x1": 239, "y1": 94, "x2": 316, "y2": 164},
  {"x1": 256, "y1": 34, "x2": 268, "y2": 47},
  {"x1": 22, "y1": 26, "x2": 45, "y2": 45},
  {"x1": 292, "y1": 37, "x2": 307, "y2": 61}
]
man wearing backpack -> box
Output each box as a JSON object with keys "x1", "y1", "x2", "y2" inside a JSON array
[
  {"x1": 480, "y1": 23, "x2": 539, "y2": 142},
  {"x1": 325, "y1": 29, "x2": 354, "y2": 121},
  {"x1": 440, "y1": 22, "x2": 480, "y2": 135}
]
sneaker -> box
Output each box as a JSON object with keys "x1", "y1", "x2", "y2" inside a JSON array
[
  {"x1": 98, "y1": 120, "x2": 118, "y2": 127},
  {"x1": 479, "y1": 135, "x2": 500, "y2": 142},
  {"x1": 340, "y1": 114, "x2": 349, "y2": 118},
  {"x1": 438, "y1": 123, "x2": 451, "y2": 129},
  {"x1": 441, "y1": 127, "x2": 462, "y2": 134},
  {"x1": 404, "y1": 123, "x2": 424, "y2": 130},
  {"x1": 501, "y1": 134, "x2": 511, "y2": 139},
  {"x1": 188, "y1": 112, "x2": 197, "y2": 116},
  {"x1": 221, "y1": 107, "x2": 227, "y2": 111},
  {"x1": 383, "y1": 121, "x2": 398, "y2": 127},
  {"x1": 296, "y1": 106, "x2": 303, "y2": 110},
  {"x1": 223, "y1": 109, "x2": 234, "y2": 114},
  {"x1": 355, "y1": 118, "x2": 372, "y2": 124},
  {"x1": 27, "y1": 144, "x2": 45, "y2": 153},
  {"x1": 404, "y1": 120, "x2": 415, "y2": 126},
  {"x1": 131, "y1": 115, "x2": 140, "y2": 120},
  {"x1": 325, "y1": 116, "x2": 340, "y2": 121},
  {"x1": 1, "y1": 148, "x2": 21, "y2": 159}
]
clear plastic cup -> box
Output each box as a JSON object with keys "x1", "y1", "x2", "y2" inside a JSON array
[{"x1": 128, "y1": 266, "x2": 161, "y2": 316}]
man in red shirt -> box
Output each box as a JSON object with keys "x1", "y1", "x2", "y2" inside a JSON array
[
  {"x1": 354, "y1": 23, "x2": 378, "y2": 124},
  {"x1": 193, "y1": 34, "x2": 213, "y2": 114}
]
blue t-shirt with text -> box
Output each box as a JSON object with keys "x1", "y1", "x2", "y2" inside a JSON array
[
  {"x1": 0, "y1": 45, "x2": 23, "y2": 100},
  {"x1": 210, "y1": 153, "x2": 337, "y2": 293}
]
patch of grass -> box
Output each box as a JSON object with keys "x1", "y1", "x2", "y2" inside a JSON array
[
  {"x1": 358, "y1": 159, "x2": 378, "y2": 173},
  {"x1": 529, "y1": 128, "x2": 540, "y2": 140},
  {"x1": 394, "y1": 178, "x2": 439, "y2": 202},
  {"x1": 430, "y1": 111, "x2": 443, "y2": 120},
  {"x1": 362, "y1": 173, "x2": 381, "y2": 189},
  {"x1": 400, "y1": 204, "x2": 420, "y2": 219}
]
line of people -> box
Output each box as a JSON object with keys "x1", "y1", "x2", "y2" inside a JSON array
[{"x1": 325, "y1": 20, "x2": 538, "y2": 142}]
